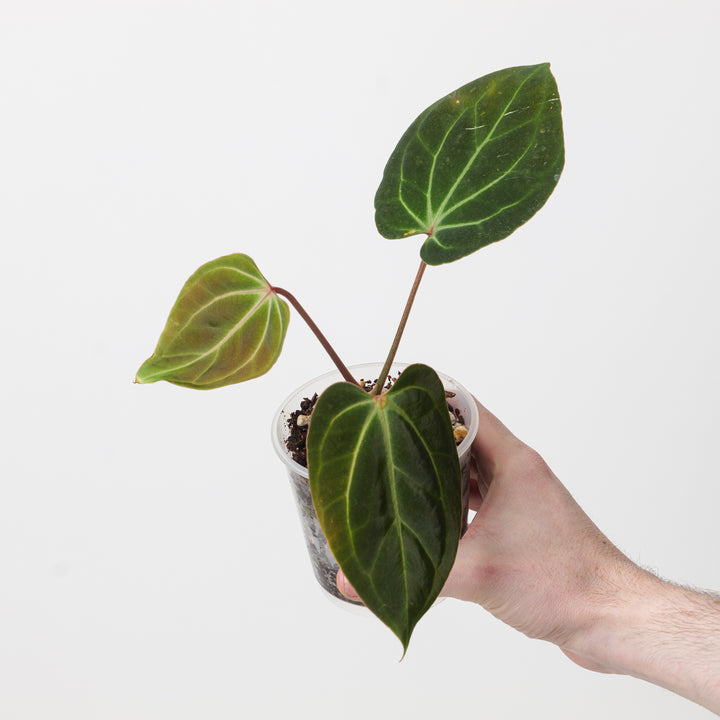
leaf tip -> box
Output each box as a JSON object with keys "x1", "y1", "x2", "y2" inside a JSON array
[
  {"x1": 393, "y1": 626, "x2": 413, "y2": 660},
  {"x1": 135, "y1": 356, "x2": 158, "y2": 385}
]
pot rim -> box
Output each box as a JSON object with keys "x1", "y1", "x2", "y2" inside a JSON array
[{"x1": 271, "y1": 361, "x2": 479, "y2": 478}]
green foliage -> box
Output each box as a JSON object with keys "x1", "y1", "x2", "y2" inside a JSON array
[
  {"x1": 307, "y1": 364, "x2": 461, "y2": 652},
  {"x1": 136, "y1": 254, "x2": 289, "y2": 389},
  {"x1": 375, "y1": 63, "x2": 564, "y2": 265},
  {"x1": 136, "y1": 63, "x2": 565, "y2": 653}
]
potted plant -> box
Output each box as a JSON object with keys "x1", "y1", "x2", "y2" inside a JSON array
[{"x1": 135, "y1": 63, "x2": 565, "y2": 653}]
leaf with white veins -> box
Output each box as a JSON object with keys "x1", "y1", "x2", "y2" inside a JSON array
[
  {"x1": 136, "y1": 254, "x2": 289, "y2": 389},
  {"x1": 375, "y1": 63, "x2": 564, "y2": 265},
  {"x1": 307, "y1": 364, "x2": 462, "y2": 653}
]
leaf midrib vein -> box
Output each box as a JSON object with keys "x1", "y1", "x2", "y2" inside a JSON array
[
  {"x1": 377, "y1": 407, "x2": 410, "y2": 623},
  {"x1": 428, "y1": 193, "x2": 530, "y2": 250},
  {"x1": 439, "y1": 117, "x2": 540, "y2": 220},
  {"x1": 142, "y1": 289, "x2": 274, "y2": 381},
  {"x1": 173, "y1": 287, "x2": 268, "y2": 339},
  {"x1": 431, "y1": 67, "x2": 542, "y2": 226},
  {"x1": 195, "y1": 295, "x2": 283, "y2": 385}
]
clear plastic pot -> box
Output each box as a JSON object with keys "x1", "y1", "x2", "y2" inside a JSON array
[{"x1": 271, "y1": 362, "x2": 479, "y2": 607}]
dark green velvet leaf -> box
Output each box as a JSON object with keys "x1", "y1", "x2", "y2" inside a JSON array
[
  {"x1": 306, "y1": 364, "x2": 462, "y2": 652},
  {"x1": 136, "y1": 254, "x2": 289, "y2": 389},
  {"x1": 375, "y1": 63, "x2": 564, "y2": 265}
]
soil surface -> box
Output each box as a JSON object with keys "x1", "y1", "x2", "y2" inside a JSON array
[{"x1": 284, "y1": 374, "x2": 466, "y2": 469}]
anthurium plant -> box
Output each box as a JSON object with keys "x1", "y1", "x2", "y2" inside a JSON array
[{"x1": 136, "y1": 63, "x2": 564, "y2": 652}]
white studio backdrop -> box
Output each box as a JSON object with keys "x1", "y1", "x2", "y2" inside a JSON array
[{"x1": 1, "y1": 1, "x2": 719, "y2": 718}]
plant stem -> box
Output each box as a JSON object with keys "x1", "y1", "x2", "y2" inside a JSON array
[
  {"x1": 271, "y1": 286, "x2": 358, "y2": 385},
  {"x1": 370, "y1": 260, "x2": 427, "y2": 397}
]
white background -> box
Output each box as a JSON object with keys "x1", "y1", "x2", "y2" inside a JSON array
[{"x1": 1, "y1": 1, "x2": 719, "y2": 718}]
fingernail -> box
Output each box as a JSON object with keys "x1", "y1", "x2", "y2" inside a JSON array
[{"x1": 337, "y1": 570, "x2": 359, "y2": 599}]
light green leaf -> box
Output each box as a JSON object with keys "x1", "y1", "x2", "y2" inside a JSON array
[
  {"x1": 375, "y1": 63, "x2": 564, "y2": 265},
  {"x1": 307, "y1": 364, "x2": 462, "y2": 653},
  {"x1": 136, "y1": 254, "x2": 289, "y2": 389}
]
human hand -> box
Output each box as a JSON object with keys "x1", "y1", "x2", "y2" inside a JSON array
[
  {"x1": 337, "y1": 397, "x2": 634, "y2": 657},
  {"x1": 336, "y1": 398, "x2": 720, "y2": 714}
]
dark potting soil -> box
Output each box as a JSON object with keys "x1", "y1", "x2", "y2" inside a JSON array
[
  {"x1": 284, "y1": 374, "x2": 466, "y2": 469},
  {"x1": 285, "y1": 393, "x2": 318, "y2": 467}
]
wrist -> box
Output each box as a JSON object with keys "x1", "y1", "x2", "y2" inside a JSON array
[{"x1": 564, "y1": 561, "x2": 720, "y2": 713}]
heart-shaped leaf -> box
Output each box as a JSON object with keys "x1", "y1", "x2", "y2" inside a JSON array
[
  {"x1": 375, "y1": 63, "x2": 564, "y2": 265},
  {"x1": 306, "y1": 364, "x2": 462, "y2": 652},
  {"x1": 136, "y1": 254, "x2": 289, "y2": 389}
]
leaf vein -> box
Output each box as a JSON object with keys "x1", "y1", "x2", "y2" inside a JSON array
[
  {"x1": 142, "y1": 290, "x2": 273, "y2": 381},
  {"x1": 432, "y1": 66, "x2": 543, "y2": 225}
]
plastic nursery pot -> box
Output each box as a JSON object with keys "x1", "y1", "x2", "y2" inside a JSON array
[{"x1": 271, "y1": 362, "x2": 480, "y2": 608}]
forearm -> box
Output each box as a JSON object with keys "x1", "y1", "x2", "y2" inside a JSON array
[
  {"x1": 565, "y1": 564, "x2": 720, "y2": 714},
  {"x1": 438, "y1": 402, "x2": 720, "y2": 712}
]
